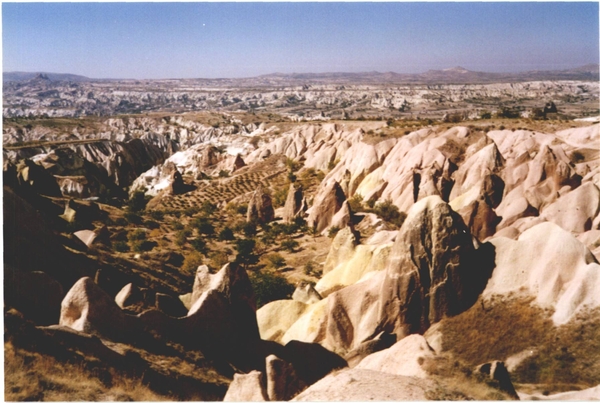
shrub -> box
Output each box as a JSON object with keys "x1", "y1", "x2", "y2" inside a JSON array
[
  {"x1": 328, "y1": 226, "x2": 340, "y2": 238},
  {"x1": 241, "y1": 221, "x2": 257, "y2": 237},
  {"x1": 218, "y1": 170, "x2": 230, "y2": 178},
  {"x1": 234, "y1": 238, "x2": 258, "y2": 268},
  {"x1": 131, "y1": 240, "x2": 156, "y2": 252},
  {"x1": 127, "y1": 191, "x2": 149, "y2": 212},
  {"x1": 348, "y1": 194, "x2": 364, "y2": 213},
  {"x1": 175, "y1": 229, "x2": 191, "y2": 246},
  {"x1": 200, "y1": 200, "x2": 217, "y2": 217},
  {"x1": 147, "y1": 210, "x2": 164, "y2": 221},
  {"x1": 218, "y1": 227, "x2": 235, "y2": 241},
  {"x1": 304, "y1": 260, "x2": 317, "y2": 275},
  {"x1": 209, "y1": 250, "x2": 230, "y2": 269},
  {"x1": 128, "y1": 229, "x2": 147, "y2": 242},
  {"x1": 191, "y1": 217, "x2": 215, "y2": 236},
  {"x1": 373, "y1": 199, "x2": 407, "y2": 228},
  {"x1": 144, "y1": 219, "x2": 160, "y2": 229},
  {"x1": 249, "y1": 271, "x2": 295, "y2": 308},
  {"x1": 124, "y1": 212, "x2": 143, "y2": 225},
  {"x1": 191, "y1": 238, "x2": 207, "y2": 253},
  {"x1": 280, "y1": 238, "x2": 299, "y2": 252},
  {"x1": 272, "y1": 186, "x2": 288, "y2": 208},
  {"x1": 265, "y1": 253, "x2": 286, "y2": 270},
  {"x1": 184, "y1": 206, "x2": 200, "y2": 217},
  {"x1": 171, "y1": 220, "x2": 184, "y2": 231},
  {"x1": 182, "y1": 251, "x2": 204, "y2": 273},
  {"x1": 113, "y1": 241, "x2": 129, "y2": 252}
]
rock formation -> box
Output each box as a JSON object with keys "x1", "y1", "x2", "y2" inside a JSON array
[
  {"x1": 60, "y1": 277, "x2": 134, "y2": 340},
  {"x1": 282, "y1": 183, "x2": 305, "y2": 223},
  {"x1": 306, "y1": 180, "x2": 346, "y2": 233},
  {"x1": 247, "y1": 185, "x2": 275, "y2": 224}
]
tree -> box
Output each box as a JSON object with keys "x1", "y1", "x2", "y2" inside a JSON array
[
  {"x1": 249, "y1": 271, "x2": 295, "y2": 308},
  {"x1": 234, "y1": 238, "x2": 258, "y2": 268},
  {"x1": 128, "y1": 191, "x2": 149, "y2": 212},
  {"x1": 218, "y1": 227, "x2": 235, "y2": 242}
]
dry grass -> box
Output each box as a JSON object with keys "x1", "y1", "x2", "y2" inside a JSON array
[
  {"x1": 5, "y1": 342, "x2": 169, "y2": 401},
  {"x1": 437, "y1": 295, "x2": 600, "y2": 390},
  {"x1": 439, "y1": 295, "x2": 553, "y2": 366}
]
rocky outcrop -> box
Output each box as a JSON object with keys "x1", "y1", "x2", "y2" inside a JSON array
[
  {"x1": 223, "y1": 371, "x2": 268, "y2": 402},
  {"x1": 484, "y1": 221, "x2": 600, "y2": 325},
  {"x1": 292, "y1": 282, "x2": 322, "y2": 305},
  {"x1": 257, "y1": 300, "x2": 309, "y2": 343},
  {"x1": 476, "y1": 361, "x2": 519, "y2": 399},
  {"x1": 355, "y1": 334, "x2": 435, "y2": 378},
  {"x1": 306, "y1": 180, "x2": 346, "y2": 233},
  {"x1": 60, "y1": 277, "x2": 135, "y2": 340},
  {"x1": 329, "y1": 200, "x2": 353, "y2": 231},
  {"x1": 185, "y1": 262, "x2": 261, "y2": 367},
  {"x1": 266, "y1": 354, "x2": 304, "y2": 401},
  {"x1": 282, "y1": 183, "x2": 305, "y2": 223},
  {"x1": 378, "y1": 196, "x2": 494, "y2": 338},
  {"x1": 247, "y1": 186, "x2": 275, "y2": 224}
]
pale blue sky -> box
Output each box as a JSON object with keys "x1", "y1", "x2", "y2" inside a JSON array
[{"x1": 3, "y1": 2, "x2": 599, "y2": 79}]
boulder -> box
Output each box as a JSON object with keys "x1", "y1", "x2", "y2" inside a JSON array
[
  {"x1": 257, "y1": 300, "x2": 309, "y2": 343},
  {"x1": 282, "y1": 340, "x2": 347, "y2": 386},
  {"x1": 247, "y1": 185, "x2": 275, "y2": 224},
  {"x1": 292, "y1": 368, "x2": 434, "y2": 401},
  {"x1": 185, "y1": 263, "x2": 261, "y2": 368},
  {"x1": 476, "y1": 361, "x2": 519, "y2": 399},
  {"x1": 292, "y1": 282, "x2": 322, "y2": 305},
  {"x1": 115, "y1": 283, "x2": 144, "y2": 310},
  {"x1": 232, "y1": 153, "x2": 246, "y2": 171},
  {"x1": 60, "y1": 277, "x2": 135, "y2": 340},
  {"x1": 306, "y1": 180, "x2": 346, "y2": 233},
  {"x1": 328, "y1": 200, "x2": 353, "y2": 233},
  {"x1": 167, "y1": 168, "x2": 185, "y2": 195},
  {"x1": 282, "y1": 183, "x2": 304, "y2": 223},
  {"x1": 355, "y1": 334, "x2": 435, "y2": 378},
  {"x1": 344, "y1": 331, "x2": 396, "y2": 368},
  {"x1": 200, "y1": 145, "x2": 220, "y2": 168},
  {"x1": 223, "y1": 371, "x2": 268, "y2": 402},
  {"x1": 266, "y1": 354, "x2": 304, "y2": 401},
  {"x1": 457, "y1": 197, "x2": 501, "y2": 241}
]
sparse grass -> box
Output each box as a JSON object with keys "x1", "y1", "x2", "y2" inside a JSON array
[
  {"x1": 438, "y1": 296, "x2": 600, "y2": 389},
  {"x1": 5, "y1": 342, "x2": 169, "y2": 401}
]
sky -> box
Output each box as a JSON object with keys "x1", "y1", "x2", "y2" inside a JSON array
[{"x1": 2, "y1": 2, "x2": 599, "y2": 79}]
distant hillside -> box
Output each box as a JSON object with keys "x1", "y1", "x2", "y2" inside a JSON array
[
  {"x1": 259, "y1": 64, "x2": 600, "y2": 85},
  {"x1": 3, "y1": 72, "x2": 92, "y2": 82},
  {"x1": 4, "y1": 64, "x2": 598, "y2": 85}
]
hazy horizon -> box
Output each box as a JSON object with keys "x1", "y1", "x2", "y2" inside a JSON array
[{"x1": 3, "y1": 2, "x2": 599, "y2": 80}]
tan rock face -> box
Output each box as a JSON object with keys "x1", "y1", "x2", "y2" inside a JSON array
[
  {"x1": 60, "y1": 277, "x2": 132, "y2": 340},
  {"x1": 322, "y1": 227, "x2": 358, "y2": 275},
  {"x1": 379, "y1": 196, "x2": 493, "y2": 337},
  {"x1": 306, "y1": 180, "x2": 347, "y2": 233},
  {"x1": 186, "y1": 262, "x2": 260, "y2": 353},
  {"x1": 355, "y1": 334, "x2": 435, "y2": 378},
  {"x1": 485, "y1": 221, "x2": 600, "y2": 325},
  {"x1": 282, "y1": 183, "x2": 305, "y2": 223},
  {"x1": 266, "y1": 354, "x2": 304, "y2": 401},
  {"x1": 223, "y1": 371, "x2": 268, "y2": 402},
  {"x1": 247, "y1": 185, "x2": 275, "y2": 224}
]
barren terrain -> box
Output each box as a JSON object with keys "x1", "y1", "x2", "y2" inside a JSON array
[{"x1": 3, "y1": 68, "x2": 600, "y2": 401}]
